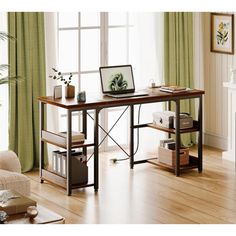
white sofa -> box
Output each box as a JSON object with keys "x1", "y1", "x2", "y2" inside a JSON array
[{"x1": 0, "y1": 151, "x2": 30, "y2": 196}]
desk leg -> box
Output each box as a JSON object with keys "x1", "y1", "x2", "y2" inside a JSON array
[
  {"x1": 94, "y1": 109, "x2": 99, "y2": 191},
  {"x1": 82, "y1": 110, "x2": 87, "y2": 156},
  {"x1": 198, "y1": 95, "x2": 203, "y2": 172},
  {"x1": 168, "y1": 101, "x2": 172, "y2": 139},
  {"x1": 175, "y1": 100, "x2": 180, "y2": 176},
  {"x1": 66, "y1": 110, "x2": 72, "y2": 196},
  {"x1": 130, "y1": 105, "x2": 134, "y2": 169},
  {"x1": 39, "y1": 101, "x2": 44, "y2": 183}
]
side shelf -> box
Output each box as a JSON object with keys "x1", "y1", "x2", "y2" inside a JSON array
[
  {"x1": 41, "y1": 169, "x2": 94, "y2": 190},
  {"x1": 41, "y1": 130, "x2": 94, "y2": 149},
  {"x1": 147, "y1": 120, "x2": 199, "y2": 134},
  {"x1": 148, "y1": 155, "x2": 199, "y2": 171},
  {"x1": 42, "y1": 169, "x2": 67, "y2": 188}
]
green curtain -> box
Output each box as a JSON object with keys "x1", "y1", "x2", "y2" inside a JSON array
[
  {"x1": 164, "y1": 12, "x2": 195, "y2": 147},
  {"x1": 8, "y1": 12, "x2": 47, "y2": 172}
]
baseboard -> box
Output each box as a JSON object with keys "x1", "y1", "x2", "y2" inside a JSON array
[
  {"x1": 203, "y1": 132, "x2": 228, "y2": 150},
  {"x1": 222, "y1": 150, "x2": 235, "y2": 162}
]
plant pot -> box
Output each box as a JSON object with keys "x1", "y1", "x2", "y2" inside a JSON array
[{"x1": 65, "y1": 85, "x2": 75, "y2": 98}]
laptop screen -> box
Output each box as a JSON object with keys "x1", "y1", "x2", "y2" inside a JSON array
[{"x1": 99, "y1": 65, "x2": 135, "y2": 94}]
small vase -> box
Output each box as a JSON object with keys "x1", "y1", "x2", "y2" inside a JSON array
[{"x1": 65, "y1": 85, "x2": 75, "y2": 98}]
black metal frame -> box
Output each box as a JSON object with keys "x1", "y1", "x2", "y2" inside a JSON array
[
  {"x1": 130, "y1": 96, "x2": 203, "y2": 176},
  {"x1": 39, "y1": 94, "x2": 203, "y2": 195}
]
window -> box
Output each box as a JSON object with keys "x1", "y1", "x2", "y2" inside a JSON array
[
  {"x1": 57, "y1": 12, "x2": 133, "y2": 151},
  {"x1": 56, "y1": 12, "x2": 164, "y2": 152},
  {"x1": 0, "y1": 12, "x2": 9, "y2": 151}
]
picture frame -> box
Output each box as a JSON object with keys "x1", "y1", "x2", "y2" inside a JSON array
[{"x1": 211, "y1": 13, "x2": 234, "y2": 55}]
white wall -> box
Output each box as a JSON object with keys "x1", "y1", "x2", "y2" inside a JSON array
[{"x1": 194, "y1": 12, "x2": 236, "y2": 150}]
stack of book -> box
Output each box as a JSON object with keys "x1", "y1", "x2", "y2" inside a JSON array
[
  {"x1": 0, "y1": 190, "x2": 36, "y2": 215},
  {"x1": 160, "y1": 85, "x2": 188, "y2": 93},
  {"x1": 57, "y1": 131, "x2": 85, "y2": 143}
]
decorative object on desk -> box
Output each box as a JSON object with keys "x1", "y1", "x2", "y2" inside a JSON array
[
  {"x1": 49, "y1": 68, "x2": 75, "y2": 98},
  {"x1": 27, "y1": 206, "x2": 38, "y2": 220},
  {"x1": 211, "y1": 13, "x2": 234, "y2": 54},
  {"x1": 229, "y1": 67, "x2": 236, "y2": 83},
  {"x1": 53, "y1": 85, "x2": 62, "y2": 99},
  {"x1": 149, "y1": 79, "x2": 155, "y2": 88},
  {"x1": 0, "y1": 190, "x2": 36, "y2": 215},
  {"x1": 65, "y1": 84, "x2": 75, "y2": 98},
  {"x1": 0, "y1": 211, "x2": 8, "y2": 224},
  {"x1": 148, "y1": 79, "x2": 161, "y2": 89},
  {"x1": 77, "y1": 91, "x2": 86, "y2": 102}
]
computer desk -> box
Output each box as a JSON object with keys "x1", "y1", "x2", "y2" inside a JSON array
[{"x1": 38, "y1": 88, "x2": 204, "y2": 195}]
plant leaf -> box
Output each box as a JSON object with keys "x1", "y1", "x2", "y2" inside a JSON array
[
  {"x1": 0, "y1": 32, "x2": 16, "y2": 41},
  {"x1": 0, "y1": 64, "x2": 9, "y2": 71}
]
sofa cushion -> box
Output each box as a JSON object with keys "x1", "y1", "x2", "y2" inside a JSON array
[
  {"x1": 0, "y1": 151, "x2": 21, "y2": 173},
  {"x1": 0, "y1": 169, "x2": 30, "y2": 196}
]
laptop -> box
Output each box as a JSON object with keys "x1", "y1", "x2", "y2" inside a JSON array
[{"x1": 99, "y1": 65, "x2": 148, "y2": 98}]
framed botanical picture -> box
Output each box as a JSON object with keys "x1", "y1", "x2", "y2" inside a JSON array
[{"x1": 211, "y1": 13, "x2": 234, "y2": 54}]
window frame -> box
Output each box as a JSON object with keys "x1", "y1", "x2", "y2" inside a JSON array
[{"x1": 57, "y1": 12, "x2": 133, "y2": 151}]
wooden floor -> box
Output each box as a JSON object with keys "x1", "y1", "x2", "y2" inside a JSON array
[{"x1": 25, "y1": 146, "x2": 236, "y2": 224}]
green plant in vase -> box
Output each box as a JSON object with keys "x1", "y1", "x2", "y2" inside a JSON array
[{"x1": 49, "y1": 68, "x2": 75, "y2": 98}]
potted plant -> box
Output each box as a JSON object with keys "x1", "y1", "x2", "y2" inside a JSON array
[
  {"x1": 49, "y1": 68, "x2": 75, "y2": 98},
  {"x1": 0, "y1": 32, "x2": 18, "y2": 106},
  {"x1": 0, "y1": 32, "x2": 15, "y2": 86}
]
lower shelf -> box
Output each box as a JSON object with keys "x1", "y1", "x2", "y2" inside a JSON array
[
  {"x1": 41, "y1": 169, "x2": 66, "y2": 188},
  {"x1": 148, "y1": 155, "x2": 199, "y2": 171},
  {"x1": 41, "y1": 169, "x2": 94, "y2": 190}
]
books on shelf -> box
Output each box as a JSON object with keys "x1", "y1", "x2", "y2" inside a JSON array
[
  {"x1": 57, "y1": 131, "x2": 85, "y2": 143},
  {"x1": 160, "y1": 85, "x2": 189, "y2": 93}
]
